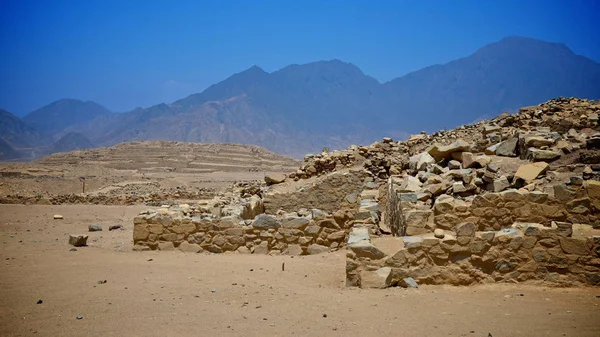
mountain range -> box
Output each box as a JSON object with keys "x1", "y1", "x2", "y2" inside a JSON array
[{"x1": 1, "y1": 36, "x2": 599, "y2": 160}]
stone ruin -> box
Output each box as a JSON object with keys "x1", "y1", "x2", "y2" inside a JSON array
[{"x1": 132, "y1": 97, "x2": 600, "y2": 287}]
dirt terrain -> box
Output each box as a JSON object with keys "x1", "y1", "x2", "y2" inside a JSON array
[
  {"x1": 0, "y1": 141, "x2": 299, "y2": 202},
  {"x1": 0, "y1": 204, "x2": 599, "y2": 337}
]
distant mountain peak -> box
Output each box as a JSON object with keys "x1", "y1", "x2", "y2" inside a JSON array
[
  {"x1": 474, "y1": 35, "x2": 575, "y2": 57},
  {"x1": 23, "y1": 99, "x2": 111, "y2": 137}
]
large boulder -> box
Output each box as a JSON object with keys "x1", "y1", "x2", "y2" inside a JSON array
[
  {"x1": 427, "y1": 139, "x2": 472, "y2": 161},
  {"x1": 265, "y1": 173, "x2": 286, "y2": 185},
  {"x1": 409, "y1": 152, "x2": 435, "y2": 172},
  {"x1": 495, "y1": 138, "x2": 518, "y2": 157}
]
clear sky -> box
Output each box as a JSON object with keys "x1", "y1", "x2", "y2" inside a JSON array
[{"x1": 1, "y1": 0, "x2": 598, "y2": 116}]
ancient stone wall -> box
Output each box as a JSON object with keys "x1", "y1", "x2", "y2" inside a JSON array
[
  {"x1": 263, "y1": 169, "x2": 365, "y2": 213},
  {"x1": 346, "y1": 222, "x2": 600, "y2": 288},
  {"x1": 133, "y1": 209, "x2": 355, "y2": 255},
  {"x1": 433, "y1": 183, "x2": 600, "y2": 232}
]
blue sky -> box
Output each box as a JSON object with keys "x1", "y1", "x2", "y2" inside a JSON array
[{"x1": 1, "y1": 0, "x2": 598, "y2": 116}]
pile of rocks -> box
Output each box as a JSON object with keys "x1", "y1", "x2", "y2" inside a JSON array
[{"x1": 292, "y1": 97, "x2": 599, "y2": 183}]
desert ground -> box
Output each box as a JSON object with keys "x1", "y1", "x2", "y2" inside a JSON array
[{"x1": 1, "y1": 204, "x2": 599, "y2": 337}]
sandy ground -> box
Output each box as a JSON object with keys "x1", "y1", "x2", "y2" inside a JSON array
[{"x1": 1, "y1": 204, "x2": 599, "y2": 337}]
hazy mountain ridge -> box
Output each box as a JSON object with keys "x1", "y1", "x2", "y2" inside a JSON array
[
  {"x1": 2, "y1": 36, "x2": 600, "y2": 159},
  {"x1": 23, "y1": 99, "x2": 112, "y2": 137},
  {"x1": 0, "y1": 109, "x2": 47, "y2": 149}
]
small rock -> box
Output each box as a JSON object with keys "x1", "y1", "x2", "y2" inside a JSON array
[
  {"x1": 434, "y1": 229, "x2": 445, "y2": 239},
  {"x1": 401, "y1": 277, "x2": 419, "y2": 288},
  {"x1": 448, "y1": 160, "x2": 461, "y2": 170},
  {"x1": 97, "y1": 280, "x2": 107, "y2": 284},
  {"x1": 68, "y1": 235, "x2": 88, "y2": 247},
  {"x1": 53, "y1": 215, "x2": 63, "y2": 220},
  {"x1": 76, "y1": 316, "x2": 83, "y2": 320},
  {"x1": 109, "y1": 225, "x2": 124, "y2": 231},
  {"x1": 70, "y1": 248, "x2": 77, "y2": 252},
  {"x1": 37, "y1": 300, "x2": 43, "y2": 304},
  {"x1": 569, "y1": 176, "x2": 584, "y2": 185},
  {"x1": 88, "y1": 224, "x2": 102, "y2": 232}
]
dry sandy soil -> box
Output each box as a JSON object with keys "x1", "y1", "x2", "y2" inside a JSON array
[{"x1": 1, "y1": 204, "x2": 599, "y2": 337}]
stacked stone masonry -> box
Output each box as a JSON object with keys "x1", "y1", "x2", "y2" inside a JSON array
[
  {"x1": 346, "y1": 222, "x2": 600, "y2": 288},
  {"x1": 133, "y1": 208, "x2": 356, "y2": 255}
]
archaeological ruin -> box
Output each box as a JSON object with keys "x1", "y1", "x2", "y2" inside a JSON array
[{"x1": 132, "y1": 97, "x2": 600, "y2": 287}]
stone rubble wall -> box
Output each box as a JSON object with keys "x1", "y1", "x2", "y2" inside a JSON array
[
  {"x1": 263, "y1": 169, "x2": 365, "y2": 213},
  {"x1": 434, "y1": 183, "x2": 600, "y2": 231},
  {"x1": 132, "y1": 209, "x2": 356, "y2": 255},
  {"x1": 392, "y1": 180, "x2": 600, "y2": 237},
  {"x1": 346, "y1": 222, "x2": 600, "y2": 288}
]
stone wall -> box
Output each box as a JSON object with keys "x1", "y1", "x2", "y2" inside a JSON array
[
  {"x1": 390, "y1": 180, "x2": 600, "y2": 237},
  {"x1": 133, "y1": 208, "x2": 355, "y2": 255},
  {"x1": 263, "y1": 169, "x2": 365, "y2": 213},
  {"x1": 346, "y1": 222, "x2": 600, "y2": 288},
  {"x1": 433, "y1": 182, "x2": 600, "y2": 232}
]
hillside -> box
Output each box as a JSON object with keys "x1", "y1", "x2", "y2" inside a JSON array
[
  {"x1": 37, "y1": 140, "x2": 300, "y2": 173},
  {"x1": 51, "y1": 132, "x2": 94, "y2": 153},
  {"x1": 0, "y1": 109, "x2": 46, "y2": 149}
]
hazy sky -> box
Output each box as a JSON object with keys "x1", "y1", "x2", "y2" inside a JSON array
[{"x1": 1, "y1": 0, "x2": 598, "y2": 116}]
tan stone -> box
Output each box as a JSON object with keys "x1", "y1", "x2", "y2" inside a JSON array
[
  {"x1": 133, "y1": 225, "x2": 149, "y2": 242},
  {"x1": 148, "y1": 224, "x2": 164, "y2": 235},
  {"x1": 559, "y1": 238, "x2": 590, "y2": 255},
  {"x1": 326, "y1": 230, "x2": 346, "y2": 242},
  {"x1": 427, "y1": 139, "x2": 472, "y2": 162},
  {"x1": 404, "y1": 210, "x2": 434, "y2": 236},
  {"x1": 360, "y1": 268, "x2": 392, "y2": 289},
  {"x1": 171, "y1": 222, "x2": 196, "y2": 235},
  {"x1": 158, "y1": 242, "x2": 175, "y2": 251},
  {"x1": 587, "y1": 180, "x2": 600, "y2": 199},
  {"x1": 514, "y1": 162, "x2": 549, "y2": 182},
  {"x1": 455, "y1": 222, "x2": 476, "y2": 237},
  {"x1": 287, "y1": 244, "x2": 303, "y2": 255},
  {"x1": 178, "y1": 242, "x2": 202, "y2": 253},
  {"x1": 253, "y1": 241, "x2": 269, "y2": 254},
  {"x1": 265, "y1": 173, "x2": 286, "y2": 185}
]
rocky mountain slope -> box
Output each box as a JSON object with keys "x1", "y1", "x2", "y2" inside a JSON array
[{"x1": 2, "y1": 37, "x2": 599, "y2": 159}]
